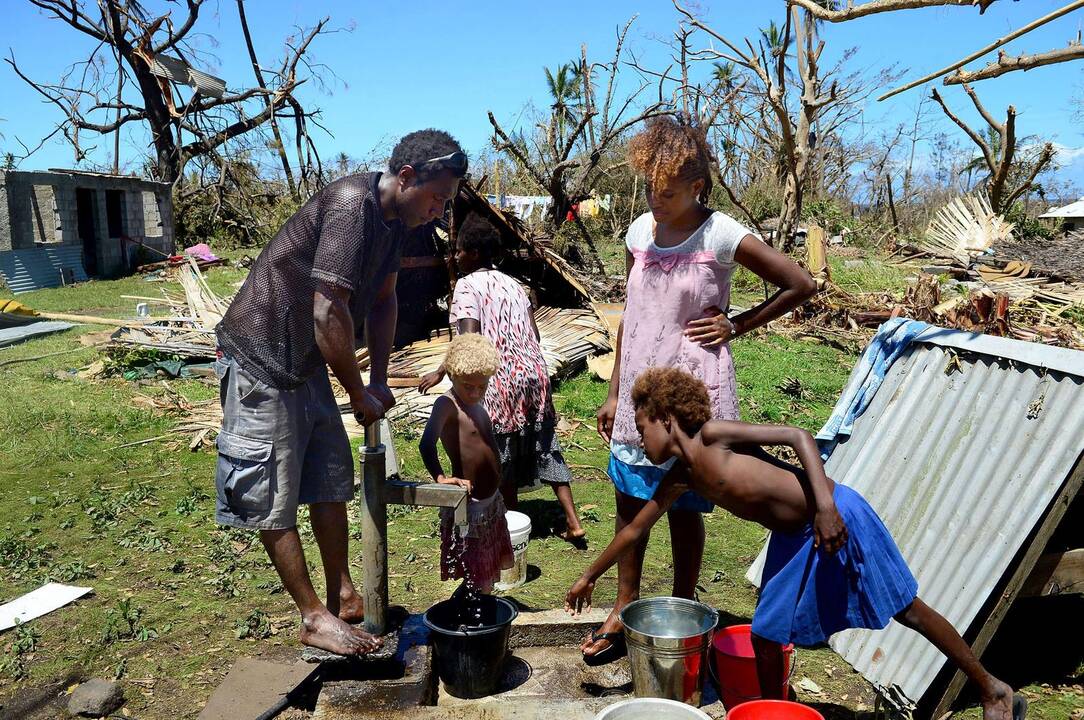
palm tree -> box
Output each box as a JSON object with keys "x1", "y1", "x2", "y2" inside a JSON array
[
  {"x1": 962, "y1": 126, "x2": 1001, "y2": 189},
  {"x1": 544, "y1": 63, "x2": 581, "y2": 143},
  {"x1": 712, "y1": 61, "x2": 736, "y2": 89},
  {"x1": 760, "y1": 21, "x2": 788, "y2": 55}
]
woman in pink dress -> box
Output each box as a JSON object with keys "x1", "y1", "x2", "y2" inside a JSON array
[
  {"x1": 582, "y1": 117, "x2": 816, "y2": 663},
  {"x1": 419, "y1": 213, "x2": 585, "y2": 545}
]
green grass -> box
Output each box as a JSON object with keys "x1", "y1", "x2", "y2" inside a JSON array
[{"x1": 0, "y1": 264, "x2": 1076, "y2": 720}]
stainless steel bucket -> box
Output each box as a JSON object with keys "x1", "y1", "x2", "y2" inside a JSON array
[{"x1": 620, "y1": 597, "x2": 718, "y2": 706}]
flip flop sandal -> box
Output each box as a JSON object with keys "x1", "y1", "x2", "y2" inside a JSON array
[
  {"x1": 1012, "y1": 694, "x2": 1027, "y2": 720},
  {"x1": 582, "y1": 627, "x2": 627, "y2": 667}
]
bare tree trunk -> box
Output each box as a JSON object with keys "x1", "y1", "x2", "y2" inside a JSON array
[
  {"x1": 886, "y1": 174, "x2": 900, "y2": 231},
  {"x1": 930, "y1": 83, "x2": 1052, "y2": 214}
]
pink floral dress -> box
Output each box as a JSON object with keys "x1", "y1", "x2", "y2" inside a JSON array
[
  {"x1": 610, "y1": 211, "x2": 747, "y2": 511},
  {"x1": 450, "y1": 269, "x2": 573, "y2": 490}
]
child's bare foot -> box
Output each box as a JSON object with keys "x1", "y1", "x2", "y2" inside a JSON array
[
  {"x1": 981, "y1": 680, "x2": 1022, "y2": 720},
  {"x1": 300, "y1": 609, "x2": 382, "y2": 655},
  {"x1": 337, "y1": 591, "x2": 366, "y2": 624},
  {"x1": 558, "y1": 528, "x2": 588, "y2": 549}
]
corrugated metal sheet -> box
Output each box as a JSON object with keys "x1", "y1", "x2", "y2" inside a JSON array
[
  {"x1": 748, "y1": 327, "x2": 1084, "y2": 710},
  {"x1": 0, "y1": 245, "x2": 88, "y2": 293},
  {"x1": 0, "y1": 320, "x2": 75, "y2": 347}
]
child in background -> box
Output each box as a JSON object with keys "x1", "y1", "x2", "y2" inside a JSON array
[
  {"x1": 419, "y1": 211, "x2": 585, "y2": 546},
  {"x1": 419, "y1": 333, "x2": 515, "y2": 594},
  {"x1": 566, "y1": 367, "x2": 1025, "y2": 720}
]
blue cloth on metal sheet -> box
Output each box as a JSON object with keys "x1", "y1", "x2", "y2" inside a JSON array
[
  {"x1": 815, "y1": 318, "x2": 929, "y2": 460},
  {"x1": 0, "y1": 321, "x2": 75, "y2": 348}
]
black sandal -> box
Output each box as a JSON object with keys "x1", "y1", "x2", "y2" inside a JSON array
[
  {"x1": 582, "y1": 627, "x2": 627, "y2": 667},
  {"x1": 1012, "y1": 694, "x2": 1027, "y2": 720}
]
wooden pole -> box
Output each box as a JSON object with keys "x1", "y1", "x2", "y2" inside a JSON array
[{"x1": 360, "y1": 421, "x2": 388, "y2": 636}]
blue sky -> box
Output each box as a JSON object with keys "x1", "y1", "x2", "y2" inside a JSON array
[{"x1": 2, "y1": 1, "x2": 1082, "y2": 195}]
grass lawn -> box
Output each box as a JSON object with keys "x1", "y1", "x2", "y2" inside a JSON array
[{"x1": 0, "y1": 256, "x2": 1079, "y2": 719}]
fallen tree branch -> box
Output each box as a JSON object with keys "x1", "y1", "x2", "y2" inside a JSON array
[
  {"x1": 879, "y1": 0, "x2": 1084, "y2": 100},
  {"x1": 945, "y1": 40, "x2": 1084, "y2": 84},
  {"x1": 789, "y1": 0, "x2": 997, "y2": 22}
]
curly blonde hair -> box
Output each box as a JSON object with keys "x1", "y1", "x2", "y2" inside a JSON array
[
  {"x1": 631, "y1": 367, "x2": 712, "y2": 436},
  {"x1": 627, "y1": 117, "x2": 715, "y2": 202},
  {"x1": 444, "y1": 333, "x2": 499, "y2": 378}
]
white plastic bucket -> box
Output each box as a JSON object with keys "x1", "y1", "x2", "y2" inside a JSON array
[
  {"x1": 494, "y1": 510, "x2": 531, "y2": 591},
  {"x1": 594, "y1": 698, "x2": 712, "y2": 720}
]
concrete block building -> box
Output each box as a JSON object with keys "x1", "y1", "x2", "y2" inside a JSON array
[{"x1": 0, "y1": 169, "x2": 174, "y2": 293}]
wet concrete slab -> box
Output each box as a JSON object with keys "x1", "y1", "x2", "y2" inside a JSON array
[
  {"x1": 438, "y1": 646, "x2": 620, "y2": 706},
  {"x1": 509, "y1": 607, "x2": 611, "y2": 648},
  {"x1": 310, "y1": 607, "x2": 729, "y2": 719},
  {"x1": 314, "y1": 697, "x2": 624, "y2": 719}
]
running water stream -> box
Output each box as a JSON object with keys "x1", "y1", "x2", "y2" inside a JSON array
[{"x1": 449, "y1": 525, "x2": 486, "y2": 630}]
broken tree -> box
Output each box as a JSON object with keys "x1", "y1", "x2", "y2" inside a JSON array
[
  {"x1": 9, "y1": 0, "x2": 329, "y2": 186},
  {"x1": 930, "y1": 83, "x2": 1054, "y2": 215},
  {"x1": 487, "y1": 15, "x2": 667, "y2": 271}
]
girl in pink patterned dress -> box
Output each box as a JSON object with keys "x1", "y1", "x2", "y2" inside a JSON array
[
  {"x1": 583, "y1": 117, "x2": 816, "y2": 664},
  {"x1": 420, "y1": 213, "x2": 586, "y2": 545}
]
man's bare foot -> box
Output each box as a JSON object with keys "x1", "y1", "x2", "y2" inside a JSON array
[
  {"x1": 581, "y1": 608, "x2": 623, "y2": 657},
  {"x1": 337, "y1": 591, "x2": 366, "y2": 624},
  {"x1": 300, "y1": 609, "x2": 382, "y2": 655},
  {"x1": 981, "y1": 679, "x2": 1019, "y2": 720}
]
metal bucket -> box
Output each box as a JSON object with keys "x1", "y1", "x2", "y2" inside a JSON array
[
  {"x1": 620, "y1": 597, "x2": 718, "y2": 706},
  {"x1": 594, "y1": 697, "x2": 713, "y2": 720}
]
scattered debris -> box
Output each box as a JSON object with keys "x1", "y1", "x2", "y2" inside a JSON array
[
  {"x1": 805, "y1": 224, "x2": 832, "y2": 290},
  {"x1": 0, "y1": 582, "x2": 93, "y2": 631},
  {"x1": 797, "y1": 677, "x2": 823, "y2": 695},
  {"x1": 360, "y1": 307, "x2": 610, "y2": 427},
  {"x1": 106, "y1": 258, "x2": 225, "y2": 363},
  {"x1": 776, "y1": 377, "x2": 806, "y2": 399},
  {"x1": 67, "y1": 679, "x2": 123, "y2": 718},
  {"x1": 921, "y1": 194, "x2": 1012, "y2": 265}
]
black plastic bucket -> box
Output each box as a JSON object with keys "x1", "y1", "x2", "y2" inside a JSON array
[{"x1": 423, "y1": 595, "x2": 519, "y2": 699}]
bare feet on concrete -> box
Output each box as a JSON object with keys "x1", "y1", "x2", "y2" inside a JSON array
[{"x1": 300, "y1": 609, "x2": 383, "y2": 655}]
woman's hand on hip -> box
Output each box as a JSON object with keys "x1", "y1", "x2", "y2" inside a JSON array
[
  {"x1": 596, "y1": 396, "x2": 618, "y2": 444},
  {"x1": 684, "y1": 305, "x2": 735, "y2": 347}
]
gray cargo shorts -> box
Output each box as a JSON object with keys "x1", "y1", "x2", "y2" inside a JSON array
[{"x1": 213, "y1": 353, "x2": 354, "y2": 530}]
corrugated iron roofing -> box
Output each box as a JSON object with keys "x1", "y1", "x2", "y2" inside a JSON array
[
  {"x1": 749, "y1": 327, "x2": 1084, "y2": 710},
  {"x1": 0, "y1": 320, "x2": 75, "y2": 348},
  {"x1": 0, "y1": 245, "x2": 88, "y2": 293},
  {"x1": 827, "y1": 330, "x2": 1083, "y2": 708},
  {"x1": 1038, "y1": 197, "x2": 1084, "y2": 219}
]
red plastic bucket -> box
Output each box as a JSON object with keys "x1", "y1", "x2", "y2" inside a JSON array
[
  {"x1": 710, "y1": 624, "x2": 794, "y2": 710},
  {"x1": 725, "y1": 700, "x2": 824, "y2": 719}
]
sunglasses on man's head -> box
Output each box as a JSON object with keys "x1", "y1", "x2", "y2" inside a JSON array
[{"x1": 416, "y1": 151, "x2": 468, "y2": 177}]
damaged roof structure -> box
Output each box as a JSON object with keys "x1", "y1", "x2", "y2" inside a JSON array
[
  {"x1": 750, "y1": 325, "x2": 1084, "y2": 716},
  {"x1": 369, "y1": 180, "x2": 612, "y2": 425},
  {"x1": 0, "y1": 169, "x2": 174, "y2": 293}
]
